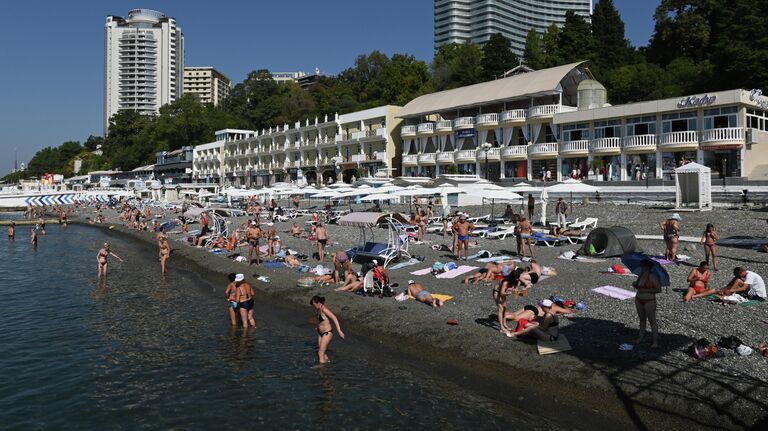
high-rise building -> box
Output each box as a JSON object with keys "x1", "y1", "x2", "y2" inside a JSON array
[
  {"x1": 434, "y1": 0, "x2": 593, "y2": 56},
  {"x1": 183, "y1": 67, "x2": 232, "y2": 106},
  {"x1": 104, "y1": 9, "x2": 184, "y2": 134}
]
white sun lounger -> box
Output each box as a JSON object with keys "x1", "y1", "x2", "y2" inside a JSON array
[
  {"x1": 486, "y1": 227, "x2": 517, "y2": 240},
  {"x1": 569, "y1": 217, "x2": 598, "y2": 230}
]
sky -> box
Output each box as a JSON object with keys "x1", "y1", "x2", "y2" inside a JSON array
[{"x1": 0, "y1": 0, "x2": 658, "y2": 175}]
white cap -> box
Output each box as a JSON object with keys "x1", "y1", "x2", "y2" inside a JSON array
[
  {"x1": 408, "y1": 280, "x2": 415, "y2": 285},
  {"x1": 235, "y1": 274, "x2": 245, "y2": 282},
  {"x1": 540, "y1": 299, "x2": 554, "y2": 307},
  {"x1": 372, "y1": 259, "x2": 378, "y2": 265},
  {"x1": 670, "y1": 213, "x2": 682, "y2": 221}
]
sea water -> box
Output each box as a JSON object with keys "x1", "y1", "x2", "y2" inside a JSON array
[{"x1": 0, "y1": 224, "x2": 543, "y2": 430}]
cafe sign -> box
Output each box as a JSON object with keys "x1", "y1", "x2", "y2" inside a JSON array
[
  {"x1": 677, "y1": 94, "x2": 717, "y2": 108},
  {"x1": 749, "y1": 89, "x2": 768, "y2": 109}
]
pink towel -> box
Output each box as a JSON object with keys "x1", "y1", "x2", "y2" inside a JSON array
[
  {"x1": 592, "y1": 285, "x2": 636, "y2": 300},
  {"x1": 410, "y1": 268, "x2": 433, "y2": 276},
  {"x1": 436, "y1": 265, "x2": 479, "y2": 279}
]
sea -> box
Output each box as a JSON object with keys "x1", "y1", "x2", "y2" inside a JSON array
[{"x1": 0, "y1": 221, "x2": 544, "y2": 430}]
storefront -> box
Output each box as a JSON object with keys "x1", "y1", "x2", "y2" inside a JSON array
[
  {"x1": 503, "y1": 160, "x2": 527, "y2": 178},
  {"x1": 590, "y1": 155, "x2": 621, "y2": 181},
  {"x1": 560, "y1": 157, "x2": 588, "y2": 179},
  {"x1": 531, "y1": 159, "x2": 556, "y2": 181}
]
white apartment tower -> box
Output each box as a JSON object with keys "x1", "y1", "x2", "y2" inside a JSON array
[
  {"x1": 183, "y1": 67, "x2": 232, "y2": 106},
  {"x1": 434, "y1": 0, "x2": 593, "y2": 56},
  {"x1": 104, "y1": 9, "x2": 184, "y2": 134}
]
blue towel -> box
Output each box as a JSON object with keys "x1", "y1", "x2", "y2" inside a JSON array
[{"x1": 262, "y1": 261, "x2": 284, "y2": 269}]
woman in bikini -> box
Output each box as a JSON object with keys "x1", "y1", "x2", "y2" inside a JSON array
[
  {"x1": 684, "y1": 261, "x2": 712, "y2": 302},
  {"x1": 632, "y1": 259, "x2": 661, "y2": 348},
  {"x1": 660, "y1": 214, "x2": 681, "y2": 260},
  {"x1": 97, "y1": 242, "x2": 122, "y2": 278},
  {"x1": 310, "y1": 296, "x2": 345, "y2": 364},
  {"x1": 224, "y1": 273, "x2": 239, "y2": 326},
  {"x1": 234, "y1": 274, "x2": 256, "y2": 328},
  {"x1": 509, "y1": 300, "x2": 560, "y2": 341},
  {"x1": 158, "y1": 236, "x2": 171, "y2": 274},
  {"x1": 701, "y1": 223, "x2": 719, "y2": 271},
  {"x1": 265, "y1": 224, "x2": 278, "y2": 258}
]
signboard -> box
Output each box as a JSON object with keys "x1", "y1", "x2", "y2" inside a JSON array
[
  {"x1": 455, "y1": 129, "x2": 475, "y2": 139},
  {"x1": 702, "y1": 144, "x2": 743, "y2": 151},
  {"x1": 677, "y1": 94, "x2": 716, "y2": 108},
  {"x1": 749, "y1": 89, "x2": 768, "y2": 109}
]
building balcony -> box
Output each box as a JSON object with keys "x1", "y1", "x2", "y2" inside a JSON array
[
  {"x1": 453, "y1": 117, "x2": 475, "y2": 130},
  {"x1": 500, "y1": 145, "x2": 528, "y2": 160},
  {"x1": 360, "y1": 151, "x2": 388, "y2": 164},
  {"x1": 475, "y1": 113, "x2": 499, "y2": 128},
  {"x1": 659, "y1": 131, "x2": 699, "y2": 150},
  {"x1": 401, "y1": 125, "x2": 417, "y2": 137},
  {"x1": 351, "y1": 130, "x2": 366, "y2": 140},
  {"x1": 500, "y1": 109, "x2": 527, "y2": 123},
  {"x1": 528, "y1": 143, "x2": 559, "y2": 159},
  {"x1": 622, "y1": 134, "x2": 657, "y2": 153},
  {"x1": 351, "y1": 154, "x2": 366, "y2": 163},
  {"x1": 403, "y1": 154, "x2": 418, "y2": 166},
  {"x1": 528, "y1": 104, "x2": 577, "y2": 119},
  {"x1": 417, "y1": 123, "x2": 435, "y2": 135},
  {"x1": 589, "y1": 137, "x2": 622, "y2": 155},
  {"x1": 358, "y1": 128, "x2": 387, "y2": 141},
  {"x1": 455, "y1": 149, "x2": 476, "y2": 162},
  {"x1": 435, "y1": 120, "x2": 453, "y2": 133},
  {"x1": 435, "y1": 151, "x2": 455, "y2": 163},
  {"x1": 476, "y1": 147, "x2": 500, "y2": 161},
  {"x1": 700, "y1": 127, "x2": 745, "y2": 148},
  {"x1": 560, "y1": 140, "x2": 590, "y2": 156},
  {"x1": 301, "y1": 159, "x2": 316, "y2": 168},
  {"x1": 418, "y1": 153, "x2": 436, "y2": 165}
]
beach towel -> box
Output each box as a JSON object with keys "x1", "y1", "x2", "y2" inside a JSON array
[
  {"x1": 389, "y1": 258, "x2": 421, "y2": 270},
  {"x1": 262, "y1": 262, "x2": 284, "y2": 269},
  {"x1": 410, "y1": 267, "x2": 433, "y2": 276},
  {"x1": 558, "y1": 254, "x2": 605, "y2": 263},
  {"x1": 537, "y1": 335, "x2": 572, "y2": 355},
  {"x1": 739, "y1": 300, "x2": 763, "y2": 307},
  {"x1": 409, "y1": 293, "x2": 454, "y2": 303},
  {"x1": 476, "y1": 255, "x2": 518, "y2": 263},
  {"x1": 652, "y1": 257, "x2": 677, "y2": 265},
  {"x1": 436, "y1": 265, "x2": 478, "y2": 279},
  {"x1": 592, "y1": 285, "x2": 636, "y2": 300},
  {"x1": 466, "y1": 250, "x2": 492, "y2": 260}
]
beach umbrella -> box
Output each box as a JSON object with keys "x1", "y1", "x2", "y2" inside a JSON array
[
  {"x1": 360, "y1": 193, "x2": 396, "y2": 202},
  {"x1": 621, "y1": 252, "x2": 671, "y2": 287},
  {"x1": 482, "y1": 189, "x2": 523, "y2": 221},
  {"x1": 393, "y1": 186, "x2": 429, "y2": 213},
  {"x1": 546, "y1": 178, "x2": 598, "y2": 213}
]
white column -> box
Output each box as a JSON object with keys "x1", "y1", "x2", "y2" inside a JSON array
[
  {"x1": 620, "y1": 153, "x2": 628, "y2": 181},
  {"x1": 556, "y1": 158, "x2": 563, "y2": 182},
  {"x1": 527, "y1": 159, "x2": 533, "y2": 181},
  {"x1": 655, "y1": 151, "x2": 663, "y2": 179},
  {"x1": 500, "y1": 161, "x2": 506, "y2": 179},
  {"x1": 696, "y1": 149, "x2": 704, "y2": 165}
]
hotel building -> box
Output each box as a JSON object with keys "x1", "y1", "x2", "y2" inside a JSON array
[
  {"x1": 104, "y1": 9, "x2": 184, "y2": 134},
  {"x1": 183, "y1": 67, "x2": 232, "y2": 106},
  {"x1": 434, "y1": 0, "x2": 593, "y2": 56},
  {"x1": 397, "y1": 62, "x2": 768, "y2": 183},
  {"x1": 192, "y1": 106, "x2": 402, "y2": 186}
]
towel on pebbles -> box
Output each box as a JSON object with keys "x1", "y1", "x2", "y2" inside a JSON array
[
  {"x1": 592, "y1": 285, "x2": 636, "y2": 300},
  {"x1": 436, "y1": 266, "x2": 478, "y2": 279}
]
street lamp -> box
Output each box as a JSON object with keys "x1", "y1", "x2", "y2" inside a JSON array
[{"x1": 480, "y1": 142, "x2": 493, "y2": 180}]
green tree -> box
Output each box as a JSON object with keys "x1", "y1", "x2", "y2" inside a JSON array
[
  {"x1": 431, "y1": 42, "x2": 484, "y2": 90},
  {"x1": 103, "y1": 109, "x2": 155, "y2": 171},
  {"x1": 153, "y1": 93, "x2": 210, "y2": 153},
  {"x1": 647, "y1": 0, "x2": 713, "y2": 66},
  {"x1": 709, "y1": 0, "x2": 768, "y2": 90},
  {"x1": 371, "y1": 54, "x2": 433, "y2": 106},
  {"x1": 481, "y1": 33, "x2": 520, "y2": 80},
  {"x1": 84, "y1": 135, "x2": 104, "y2": 152},
  {"x1": 559, "y1": 11, "x2": 594, "y2": 64},
  {"x1": 523, "y1": 29, "x2": 545, "y2": 69},
  {"x1": 541, "y1": 24, "x2": 562, "y2": 68},
  {"x1": 591, "y1": 0, "x2": 633, "y2": 70}
]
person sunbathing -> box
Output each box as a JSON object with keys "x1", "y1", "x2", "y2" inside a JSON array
[
  {"x1": 684, "y1": 261, "x2": 711, "y2": 302},
  {"x1": 463, "y1": 262, "x2": 515, "y2": 284},
  {"x1": 509, "y1": 299, "x2": 559, "y2": 341},
  {"x1": 335, "y1": 271, "x2": 363, "y2": 292},
  {"x1": 285, "y1": 253, "x2": 302, "y2": 269},
  {"x1": 407, "y1": 280, "x2": 443, "y2": 307},
  {"x1": 290, "y1": 223, "x2": 303, "y2": 238},
  {"x1": 548, "y1": 226, "x2": 583, "y2": 237}
]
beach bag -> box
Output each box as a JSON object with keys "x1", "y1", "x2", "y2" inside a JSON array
[
  {"x1": 431, "y1": 262, "x2": 445, "y2": 273},
  {"x1": 717, "y1": 336, "x2": 744, "y2": 350},
  {"x1": 445, "y1": 262, "x2": 458, "y2": 271},
  {"x1": 690, "y1": 338, "x2": 719, "y2": 359},
  {"x1": 476, "y1": 250, "x2": 492, "y2": 259}
]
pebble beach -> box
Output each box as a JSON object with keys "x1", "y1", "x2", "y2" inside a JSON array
[{"x1": 68, "y1": 200, "x2": 768, "y2": 430}]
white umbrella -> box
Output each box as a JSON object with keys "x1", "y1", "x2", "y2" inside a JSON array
[
  {"x1": 311, "y1": 190, "x2": 344, "y2": 199},
  {"x1": 511, "y1": 182, "x2": 541, "y2": 193},
  {"x1": 360, "y1": 193, "x2": 396, "y2": 202},
  {"x1": 546, "y1": 178, "x2": 598, "y2": 212},
  {"x1": 482, "y1": 189, "x2": 523, "y2": 220},
  {"x1": 372, "y1": 185, "x2": 404, "y2": 194},
  {"x1": 429, "y1": 185, "x2": 465, "y2": 195}
]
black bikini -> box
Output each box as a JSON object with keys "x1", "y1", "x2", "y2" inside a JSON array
[{"x1": 317, "y1": 310, "x2": 332, "y2": 336}]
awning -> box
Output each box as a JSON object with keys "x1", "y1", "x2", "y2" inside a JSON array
[{"x1": 338, "y1": 212, "x2": 410, "y2": 227}]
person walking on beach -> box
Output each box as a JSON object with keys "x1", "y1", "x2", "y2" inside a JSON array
[
  {"x1": 246, "y1": 221, "x2": 262, "y2": 265},
  {"x1": 660, "y1": 214, "x2": 681, "y2": 260},
  {"x1": 97, "y1": 242, "x2": 122, "y2": 278},
  {"x1": 265, "y1": 223, "x2": 278, "y2": 258},
  {"x1": 555, "y1": 197, "x2": 567, "y2": 228},
  {"x1": 225, "y1": 273, "x2": 239, "y2": 326},
  {"x1": 292, "y1": 196, "x2": 300, "y2": 211},
  {"x1": 453, "y1": 215, "x2": 474, "y2": 260},
  {"x1": 316, "y1": 223, "x2": 328, "y2": 261},
  {"x1": 515, "y1": 217, "x2": 535, "y2": 258},
  {"x1": 701, "y1": 223, "x2": 720, "y2": 271},
  {"x1": 7, "y1": 222, "x2": 14, "y2": 240},
  {"x1": 310, "y1": 295, "x2": 344, "y2": 364},
  {"x1": 234, "y1": 274, "x2": 256, "y2": 328},
  {"x1": 527, "y1": 194, "x2": 535, "y2": 220},
  {"x1": 632, "y1": 259, "x2": 661, "y2": 348}
]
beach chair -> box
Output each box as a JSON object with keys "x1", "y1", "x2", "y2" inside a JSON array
[
  {"x1": 467, "y1": 214, "x2": 490, "y2": 224},
  {"x1": 486, "y1": 227, "x2": 517, "y2": 240},
  {"x1": 548, "y1": 217, "x2": 579, "y2": 228},
  {"x1": 565, "y1": 233, "x2": 589, "y2": 244},
  {"x1": 426, "y1": 221, "x2": 451, "y2": 233},
  {"x1": 532, "y1": 232, "x2": 566, "y2": 247},
  {"x1": 569, "y1": 217, "x2": 598, "y2": 230}
]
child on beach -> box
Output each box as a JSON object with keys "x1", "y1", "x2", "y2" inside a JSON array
[{"x1": 701, "y1": 223, "x2": 719, "y2": 271}]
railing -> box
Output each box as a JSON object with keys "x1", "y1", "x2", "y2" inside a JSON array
[
  {"x1": 475, "y1": 113, "x2": 499, "y2": 125},
  {"x1": 589, "y1": 137, "x2": 621, "y2": 152},
  {"x1": 622, "y1": 134, "x2": 657, "y2": 150},
  {"x1": 435, "y1": 120, "x2": 453, "y2": 131},
  {"x1": 659, "y1": 131, "x2": 699, "y2": 147},
  {"x1": 528, "y1": 104, "x2": 577, "y2": 118},
  {"x1": 418, "y1": 153, "x2": 436, "y2": 163},
  {"x1": 476, "y1": 147, "x2": 500, "y2": 159},
  {"x1": 403, "y1": 154, "x2": 418, "y2": 164},
  {"x1": 417, "y1": 123, "x2": 435, "y2": 134},
  {"x1": 436, "y1": 151, "x2": 454, "y2": 163},
  {"x1": 701, "y1": 127, "x2": 744, "y2": 143},
  {"x1": 351, "y1": 154, "x2": 366, "y2": 162},
  {"x1": 351, "y1": 130, "x2": 367, "y2": 140},
  {"x1": 374, "y1": 151, "x2": 387, "y2": 162},
  {"x1": 455, "y1": 149, "x2": 476, "y2": 161},
  {"x1": 401, "y1": 125, "x2": 417, "y2": 135},
  {"x1": 453, "y1": 117, "x2": 475, "y2": 129},
  {"x1": 364, "y1": 127, "x2": 387, "y2": 138},
  {"x1": 501, "y1": 109, "x2": 527, "y2": 122},
  {"x1": 560, "y1": 140, "x2": 590, "y2": 153},
  {"x1": 528, "y1": 143, "x2": 559, "y2": 155}
]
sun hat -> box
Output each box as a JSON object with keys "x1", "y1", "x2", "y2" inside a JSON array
[
  {"x1": 670, "y1": 213, "x2": 682, "y2": 221},
  {"x1": 540, "y1": 299, "x2": 554, "y2": 307},
  {"x1": 408, "y1": 279, "x2": 415, "y2": 285},
  {"x1": 372, "y1": 259, "x2": 379, "y2": 265},
  {"x1": 234, "y1": 274, "x2": 245, "y2": 282}
]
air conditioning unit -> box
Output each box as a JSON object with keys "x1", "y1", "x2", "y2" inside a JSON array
[{"x1": 746, "y1": 128, "x2": 759, "y2": 145}]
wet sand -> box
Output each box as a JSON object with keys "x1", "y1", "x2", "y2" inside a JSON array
[{"x1": 69, "y1": 202, "x2": 768, "y2": 430}]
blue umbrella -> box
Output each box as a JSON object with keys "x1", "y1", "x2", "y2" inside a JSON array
[{"x1": 621, "y1": 252, "x2": 670, "y2": 287}]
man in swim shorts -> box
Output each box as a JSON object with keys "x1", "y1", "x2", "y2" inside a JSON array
[
  {"x1": 246, "y1": 221, "x2": 262, "y2": 265},
  {"x1": 407, "y1": 280, "x2": 443, "y2": 307},
  {"x1": 315, "y1": 223, "x2": 328, "y2": 261},
  {"x1": 452, "y1": 215, "x2": 474, "y2": 261}
]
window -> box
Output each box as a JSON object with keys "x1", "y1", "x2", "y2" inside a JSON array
[
  {"x1": 562, "y1": 123, "x2": 589, "y2": 141},
  {"x1": 747, "y1": 108, "x2": 768, "y2": 132},
  {"x1": 662, "y1": 111, "x2": 697, "y2": 133},
  {"x1": 704, "y1": 106, "x2": 738, "y2": 129},
  {"x1": 626, "y1": 115, "x2": 656, "y2": 136},
  {"x1": 594, "y1": 119, "x2": 621, "y2": 139}
]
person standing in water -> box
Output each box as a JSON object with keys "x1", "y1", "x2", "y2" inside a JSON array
[
  {"x1": 310, "y1": 296, "x2": 344, "y2": 364},
  {"x1": 7, "y1": 222, "x2": 14, "y2": 240},
  {"x1": 224, "y1": 273, "x2": 239, "y2": 326},
  {"x1": 97, "y1": 242, "x2": 123, "y2": 278},
  {"x1": 158, "y1": 235, "x2": 171, "y2": 274},
  {"x1": 234, "y1": 274, "x2": 256, "y2": 328},
  {"x1": 30, "y1": 227, "x2": 38, "y2": 247}
]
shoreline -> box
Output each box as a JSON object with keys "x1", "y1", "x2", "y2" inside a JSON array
[{"x1": 69, "y1": 206, "x2": 768, "y2": 431}]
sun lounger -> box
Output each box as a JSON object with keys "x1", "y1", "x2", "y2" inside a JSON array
[
  {"x1": 426, "y1": 222, "x2": 450, "y2": 233},
  {"x1": 564, "y1": 234, "x2": 588, "y2": 244},
  {"x1": 569, "y1": 217, "x2": 598, "y2": 230},
  {"x1": 485, "y1": 227, "x2": 516, "y2": 240},
  {"x1": 548, "y1": 217, "x2": 579, "y2": 228},
  {"x1": 532, "y1": 232, "x2": 566, "y2": 247},
  {"x1": 467, "y1": 214, "x2": 490, "y2": 223}
]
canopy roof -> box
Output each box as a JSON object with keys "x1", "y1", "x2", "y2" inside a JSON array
[
  {"x1": 398, "y1": 62, "x2": 585, "y2": 118},
  {"x1": 675, "y1": 162, "x2": 711, "y2": 173},
  {"x1": 338, "y1": 212, "x2": 410, "y2": 227}
]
